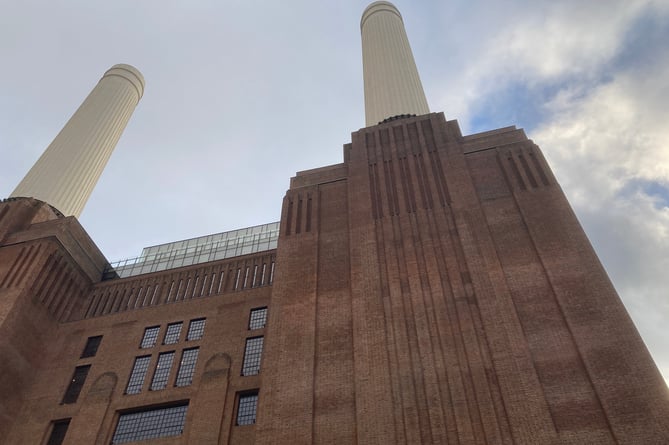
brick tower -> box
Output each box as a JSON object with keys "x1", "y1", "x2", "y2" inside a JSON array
[
  {"x1": 255, "y1": 2, "x2": 669, "y2": 443},
  {"x1": 0, "y1": 2, "x2": 667, "y2": 444}
]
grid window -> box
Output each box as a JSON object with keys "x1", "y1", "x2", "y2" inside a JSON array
[
  {"x1": 236, "y1": 391, "x2": 259, "y2": 425},
  {"x1": 175, "y1": 348, "x2": 199, "y2": 387},
  {"x1": 150, "y1": 351, "x2": 175, "y2": 390},
  {"x1": 80, "y1": 335, "x2": 102, "y2": 358},
  {"x1": 111, "y1": 403, "x2": 188, "y2": 444},
  {"x1": 186, "y1": 318, "x2": 206, "y2": 341},
  {"x1": 140, "y1": 326, "x2": 160, "y2": 348},
  {"x1": 163, "y1": 322, "x2": 183, "y2": 345},
  {"x1": 62, "y1": 365, "x2": 90, "y2": 404},
  {"x1": 46, "y1": 419, "x2": 70, "y2": 445},
  {"x1": 249, "y1": 307, "x2": 267, "y2": 330},
  {"x1": 242, "y1": 337, "x2": 264, "y2": 376},
  {"x1": 126, "y1": 356, "x2": 151, "y2": 394}
]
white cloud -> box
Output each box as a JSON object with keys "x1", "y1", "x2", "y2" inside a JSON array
[
  {"x1": 429, "y1": 0, "x2": 668, "y2": 131},
  {"x1": 530, "y1": 31, "x2": 669, "y2": 383},
  {"x1": 419, "y1": 0, "x2": 669, "y2": 384},
  {"x1": 492, "y1": 1, "x2": 645, "y2": 79}
]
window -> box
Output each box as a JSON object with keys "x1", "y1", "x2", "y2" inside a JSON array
[
  {"x1": 163, "y1": 322, "x2": 182, "y2": 345},
  {"x1": 62, "y1": 365, "x2": 90, "y2": 404},
  {"x1": 80, "y1": 335, "x2": 103, "y2": 358},
  {"x1": 150, "y1": 351, "x2": 175, "y2": 390},
  {"x1": 186, "y1": 318, "x2": 206, "y2": 341},
  {"x1": 236, "y1": 391, "x2": 259, "y2": 425},
  {"x1": 175, "y1": 348, "x2": 199, "y2": 387},
  {"x1": 248, "y1": 307, "x2": 267, "y2": 330},
  {"x1": 140, "y1": 326, "x2": 160, "y2": 348},
  {"x1": 241, "y1": 337, "x2": 264, "y2": 376},
  {"x1": 46, "y1": 419, "x2": 70, "y2": 445},
  {"x1": 111, "y1": 403, "x2": 188, "y2": 444},
  {"x1": 126, "y1": 356, "x2": 151, "y2": 394}
]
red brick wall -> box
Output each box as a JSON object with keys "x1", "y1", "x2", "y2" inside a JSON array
[
  {"x1": 0, "y1": 200, "x2": 273, "y2": 444},
  {"x1": 257, "y1": 113, "x2": 669, "y2": 444},
  {"x1": 2, "y1": 109, "x2": 669, "y2": 444}
]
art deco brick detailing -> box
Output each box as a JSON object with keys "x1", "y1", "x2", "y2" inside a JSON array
[
  {"x1": 361, "y1": 1, "x2": 429, "y2": 126},
  {"x1": 0, "y1": 198, "x2": 273, "y2": 443},
  {"x1": 256, "y1": 113, "x2": 669, "y2": 444},
  {"x1": 0, "y1": 139, "x2": 667, "y2": 443},
  {"x1": 1, "y1": 2, "x2": 669, "y2": 444},
  {"x1": 85, "y1": 250, "x2": 276, "y2": 318},
  {"x1": 10, "y1": 64, "x2": 144, "y2": 218}
]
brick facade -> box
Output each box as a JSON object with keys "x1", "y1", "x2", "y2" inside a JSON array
[{"x1": 1, "y1": 113, "x2": 668, "y2": 444}]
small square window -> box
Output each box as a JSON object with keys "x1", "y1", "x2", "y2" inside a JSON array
[
  {"x1": 80, "y1": 335, "x2": 102, "y2": 358},
  {"x1": 249, "y1": 307, "x2": 267, "y2": 330},
  {"x1": 236, "y1": 391, "x2": 259, "y2": 425},
  {"x1": 186, "y1": 318, "x2": 206, "y2": 341},
  {"x1": 140, "y1": 326, "x2": 160, "y2": 349},
  {"x1": 163, "y1": 322, "x2": 183, "y2": 345}
]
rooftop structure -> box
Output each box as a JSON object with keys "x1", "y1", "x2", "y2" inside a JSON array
[{"x1": 105, "y1": 222, "x2": 279, "y2": 279}]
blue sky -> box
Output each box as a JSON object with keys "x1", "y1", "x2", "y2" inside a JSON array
[{"x1": 1, "y1": 0, "x2": 668, "y2": 383}]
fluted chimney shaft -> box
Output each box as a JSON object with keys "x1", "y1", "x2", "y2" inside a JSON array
[
  {"x1": 11, "y1": 64, "x2": 144, "y2": 218},
  {"x1": 361, "y1": 1, "x2": 429, "y2": 126}
]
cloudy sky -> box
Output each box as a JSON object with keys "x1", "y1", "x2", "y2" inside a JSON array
[{"x1": 1, "y1": 1, "x2": 668, "y2": 382}]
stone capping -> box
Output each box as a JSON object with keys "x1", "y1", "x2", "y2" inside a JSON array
[
  {"x1": 2, "y1": 214, "x2": 107, "y2": 283},
  {"x1": 0, "y1": 197, "x2": 65, "y2": 218}
]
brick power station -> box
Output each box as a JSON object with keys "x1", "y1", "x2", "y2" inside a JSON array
[{"x1": 1, "y1": 2, "x2": 668, "y2": 444}]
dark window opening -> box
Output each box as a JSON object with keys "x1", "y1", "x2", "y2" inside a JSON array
[
  {"x1": 62, "y1": 365, "x2": 90, "y2": 404},
  {"x1": 46, "y1": 419, "x2": 70, "y2": 445},
  {"x1": 80, "y1": 335, "x2": 103, "y2": 358}
]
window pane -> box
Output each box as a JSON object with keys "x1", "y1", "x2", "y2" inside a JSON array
[
  {"x1": 249, "y1": 307, "x2": 267, "y2": 330},
  {"x1": 46, "y1": 419, "x2": 70, "y2": 445},
  {"x1": 186, "y1": 318, "x2": 206, "y2": 341},
  {"x1": 81, "y1": 335, "x2": 103, "y2": 358},
  {"x1": 140, "y1": 326, "x2": 160, "y2": 348},
  {"x1": 163, "y1": 322, "x2": 183, "y2": 345},
  {"x1": 237, "y1": 392, "x2": 258, "y2": 425},
  {"x1": 242, "y1": 337, "x2": 264, "y2": 376},
  {"x1": 175, "y1": 348, "x2": 199, "y2": 387},
  {"x1": 126, "y1": 356, "x2": 151, "y2": 394},
  {"x1": 150, "y1": 351, "x2": 175, "y2": 390},
  {"x1": 62, "y1": 365, "x2": 90, "y2": 404},
  {"x1": 111, "y1": 403, "x2": 188, "y2": 444}
]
